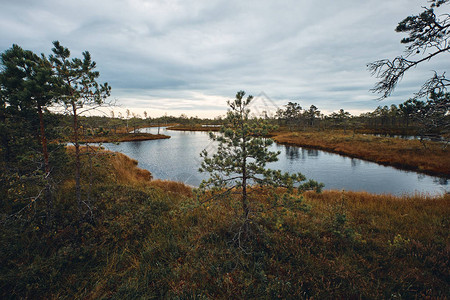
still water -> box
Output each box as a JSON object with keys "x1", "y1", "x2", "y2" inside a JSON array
[{"x1": 102, "y1": 127, "x2": 448, "y2": 195}]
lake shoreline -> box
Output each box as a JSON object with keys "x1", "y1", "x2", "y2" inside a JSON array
[
  {"x1": 273, "y1": 131, "x2": 450, "y2": 178},
  {"x1": 165, "y1": 126, "x2": 450, "y2": 178},
  {"x1": 78, "y1": 132, "x2": 171, "y2": 143},
  {"x1": 103, "y1": 128, "x2": 447, "y2": 195},
  {"x1": 275, "y1": 139, "x2": 449, "y2": 179}
]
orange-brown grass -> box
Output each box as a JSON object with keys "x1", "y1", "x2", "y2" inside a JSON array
[
  {"x1": 106, "y1": 151, "x2": 153, "y2": 184},
  {"x1": 65, "y1": 146, "x2": 152, "y2": 185},
  {"x1": 4, "y1": 146, "x2": 448, "y2": 298},
  {"x1": 68, "y1": 146, "x2": 196, "y2": 197},
  {"x1": 79, "y1": 132, "x2": 170, "y2": 143},
  {"x1": 176, "y1": 189, "x2": 449, "y2": 298},
  {"x1": 302, "y1": 190, "x2": 449, "y2": 243},
  {"x1": 274, "y1": 130, "x2": 450, "y2": 176},
  {"x1": 149, "y1": 179, "x2": 193, "y2": 198}
]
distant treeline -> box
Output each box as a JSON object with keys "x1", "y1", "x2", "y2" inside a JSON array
[
  {"x1": 274, "y1": 100, "x2": 449, "y2": 136},
  {"x1": 65, "y1": 98, "x2": 449, "y2": 137}
]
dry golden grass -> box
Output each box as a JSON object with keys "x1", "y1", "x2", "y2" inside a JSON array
[
  {"x1": 65, "y1": 146, "x2": 152, "y2": 185},
  {"x1": 70, "y1": 146, "x2": 194, "y2": 198},
  {"x1": 6, "y1": 147, "x2": 447, "y2": 298},
  {"x1": 274, "y1": 130, "x2": 450, "y2": 176},
  {"x1": 107, "y1": 151, "x2": 153, "y2": 184},
  {"x1": 79, "y1": 132, "x2": 170, "y2": 143},
  {"x1": 149, "y1": 179, "x2": 193, "y2": 198},
  {"x1": 303, "y1": 190, "x2": 450, "y2": 242}
]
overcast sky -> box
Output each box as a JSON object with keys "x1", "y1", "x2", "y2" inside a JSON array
[{"x1": 1, "y1": 0, "x2": 449, "y2": 117}]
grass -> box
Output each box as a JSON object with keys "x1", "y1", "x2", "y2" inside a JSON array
[
  {"x1": 273, "y1": 130, "x2": 450, "y2": 177},
  {"x1": 160, "y1": 125, "x2": 449, "y2": 176},
  {"x1": 79, "y1": 132, "x2": 170, "y2": 143},
  {"x1": 0, "y1": 149, "x2": 448, "y2": 298}
]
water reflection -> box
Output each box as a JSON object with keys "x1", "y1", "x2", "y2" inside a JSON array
[
  {"x1": 351, "y1": 158, "x2": 361, "y2": 168},
  {"x1": 128, "y1": 141, "x2": 143, "y2": 150},
  {"x1": 285, "y1": 146, "x2": 299, "y2": 160},
  {"x1": 434, "y1": 177, "x2": 448, "y2": 185},
  {"x1": 305, "y1": 149, "x2": 319, "y2": 157},
  {"x1": 102, "y1": 127, "x2": 448, "y2": 195}
]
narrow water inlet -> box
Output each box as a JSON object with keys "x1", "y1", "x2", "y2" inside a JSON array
[{"x1": 102, "y1": 127, "x2": 448, "y2": 196}]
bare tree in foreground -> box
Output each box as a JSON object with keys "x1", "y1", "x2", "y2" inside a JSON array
[{"x1": 368, "y1": 0, "x2": 449, "y2": 140}]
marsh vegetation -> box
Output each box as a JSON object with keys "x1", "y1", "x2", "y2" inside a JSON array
[{"x1": 1, "y1": 1, "x2": 449, "y2": 296}]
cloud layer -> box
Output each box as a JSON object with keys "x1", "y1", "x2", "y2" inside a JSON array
[{"x1": 1, "y1": 0, "x2": 449, "y2": 117}]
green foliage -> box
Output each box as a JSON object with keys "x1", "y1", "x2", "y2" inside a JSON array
[
  {"x1": 50, "y1": 41, "x2": 111, "y2": 112},
  {"x1": 199, "y1": 91, "x2": 321, "y2": 220},
  {"x1": 0, "y1": 44, "x2": 69, "y2": 222},
  {"x1": 0, "y1": 45, "x2": 50, "y2": 167},
  {"x1": 49, "y1": 41, "x2": 111, "y2": 214},
  {"x1": 276, "y1": 101, "x2": 302, "y2": 129},
  {"x1": 298, "y1": 179, "x2": 324, "y2": 193}
]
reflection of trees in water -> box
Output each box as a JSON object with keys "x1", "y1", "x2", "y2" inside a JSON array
[
  {"x1": 351, "y1": 158, "x2": 361, "y2": 168},
  {"x1": 417, "y1": 173, "x2": 425, "y2": 181},
  {"x1": 419, "y1": 174, "x2": 447, "y2": 187},
  {"x1": 433, "y1": 177, "x2": 448, "y2": 186},
  {"x1": 129, "y1": 141, "x2": 142, "y2": 150},
  {"x1": 285, "y1": 146, "x2": 300, "y2": 160},
  {"x1": 304, "y1": 148, "x2": 318, "y2": 157},
  {"x1": 284, "y1": 146, "x2": 319, "y2": 160}
]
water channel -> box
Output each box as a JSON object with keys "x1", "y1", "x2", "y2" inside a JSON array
[{"x1": 102, "y1": 127, "x2": 448, "y2": 196}]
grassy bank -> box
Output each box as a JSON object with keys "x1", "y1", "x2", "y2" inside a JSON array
[
  {"x1": 274, "y1": 130, "x2": 450, "y2": 177},
  {"x1": 1, "y1": 149, "x2": 448, "y2": 298},
  {"x1": 79, "y1": 132, "x2": 170, "y2": 143},
  {"x1": 163, "y1": 125, "x2": 449, "y2": 176}
]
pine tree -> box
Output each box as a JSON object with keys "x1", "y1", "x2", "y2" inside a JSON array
[
  {"x1": 199, "y1": 91, "x2": 322, "y2": 221},
  {"x1": 50, "y1": 41, "x2": 111, "y2": 214},
  {"x1": 0, "y1": 44, "x2": 58, "y2": 222}
]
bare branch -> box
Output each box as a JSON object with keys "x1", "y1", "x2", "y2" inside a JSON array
[{"x1": 368, "y1": 46, "x2": 450, "y2": 99}]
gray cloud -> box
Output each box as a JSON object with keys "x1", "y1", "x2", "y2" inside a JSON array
[{"x1": 1, "y1": 0, "x2": 449, "y2": 117}]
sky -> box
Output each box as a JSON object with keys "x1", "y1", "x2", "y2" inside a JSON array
[{"x1": 1, "y1": 0, "x2": 449, "y2": 118}]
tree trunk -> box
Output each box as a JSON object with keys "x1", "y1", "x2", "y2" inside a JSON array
[
  {"x1": 72, "y1": 101, "x2": 82, "y2": 213},
  {"x1": 241, "y1": 118, "x2": 249, "y2": 220},
  {"x1": 37, "y1": 104, "x2": 52, "y2": 224},
  {"x1": 0, "y1": 111, "x2": 11, "y2": 161},
  {"x1": 242, "y1": 157, "x2": 248, "y2": 219},
  {"x1": 86, "y1": 146, "x2": 94, "y2": 220},
  {"x1": 37, "y1": 105, "x2": 50, "y2": 175}
]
